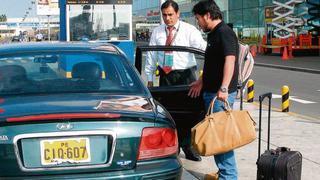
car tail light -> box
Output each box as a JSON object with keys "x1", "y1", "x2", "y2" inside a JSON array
[{"x1": 137, "y1": 127, "x2": 178, "y2": 160}]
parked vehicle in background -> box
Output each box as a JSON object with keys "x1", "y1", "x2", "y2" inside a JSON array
[
  {"x1": 0, "y1": 42, "x2": 181, "y2": 179},
  {"x1": 11, "y1": 36, "x2": 22, "y2": 42}
]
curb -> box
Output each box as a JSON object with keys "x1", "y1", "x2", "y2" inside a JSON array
[{"x1": 255, "y1": 63, "x2": 320, "y2": 74}]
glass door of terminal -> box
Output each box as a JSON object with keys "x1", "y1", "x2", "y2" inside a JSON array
[{"x1": 66, "y1": 0, "x2": 132, "y2": 41}]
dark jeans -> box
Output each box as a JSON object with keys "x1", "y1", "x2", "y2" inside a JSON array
[{"x1": 159, "y1": 66, "x2": 197, "y2": 86}]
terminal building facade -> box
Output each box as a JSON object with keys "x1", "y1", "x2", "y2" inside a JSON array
[
  {"x1": 1, "y1": 0, "x2": 318, "y2": 46},
  {"x1": 133, "y1": 0, "x2": 319, "y2": 45}
]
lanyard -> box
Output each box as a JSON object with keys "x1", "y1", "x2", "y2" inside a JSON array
[{"x1": 165, "y1": 23, "x2": 180, "y2": 46}]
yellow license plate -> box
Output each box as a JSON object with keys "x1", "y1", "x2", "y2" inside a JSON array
[{"x1": 40, "y1": 137, "x2": 91, "y2": 165}]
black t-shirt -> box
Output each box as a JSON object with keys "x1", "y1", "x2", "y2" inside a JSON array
[{"x1": 202, "y1": 21, "x2": 239, "y2": 93}]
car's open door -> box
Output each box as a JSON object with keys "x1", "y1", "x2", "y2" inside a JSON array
[{"x1": 135, "y1": 46, "x2": 205, "y2": 139}]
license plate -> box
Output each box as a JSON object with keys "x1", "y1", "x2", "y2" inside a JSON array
[{"x1": 40, "y1": 137, "x2": 91, "y2": 165}]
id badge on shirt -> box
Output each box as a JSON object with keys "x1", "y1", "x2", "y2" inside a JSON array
[{"x1": 164, "y1": 51, "x2": 173, "y2": 67}]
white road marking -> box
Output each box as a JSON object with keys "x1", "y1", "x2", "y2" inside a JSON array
[
  {"x1": 317, "y1": 90, "x2": 320, "y2": 92},
  {"x1": 272, "y1": 94, "x2": 317, "y2": 104},
  {"x1": 272, "y1": 94, "x2": 282, "y2": 99},
  {"x1": 290, "y1": 96, "x2": 317, "y2": 104}
]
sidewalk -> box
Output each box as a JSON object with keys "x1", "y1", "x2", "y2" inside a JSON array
[
  {"x1": 254, "y1": 55, "x2": 320, "y2": 74},
  {"x1": 181, "y1": 100, "x2": 320, "y2": 180}
]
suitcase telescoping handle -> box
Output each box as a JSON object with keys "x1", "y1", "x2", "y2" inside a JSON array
[{"x1": 258, "y1": 92, "x2": 272, "y2": 159}]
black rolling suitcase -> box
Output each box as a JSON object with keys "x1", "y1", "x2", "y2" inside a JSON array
[{"x1": 256, "y1": 93, "x2": 302, "y2": 180}]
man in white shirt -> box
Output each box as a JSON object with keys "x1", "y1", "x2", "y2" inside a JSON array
[
  {"x1": 145, "y1": 0, "x2": 206, "y2": 161},
  {"x1": 145, "y1": 0, "x2": 206, "y2": 88},
  {"x1": 35, "y1": 32, "x2": 43, "y2": 42}
]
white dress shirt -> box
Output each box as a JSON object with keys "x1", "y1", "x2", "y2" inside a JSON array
[{"x1": 145, "y1": 20, "x2": 207, "y2": 82}]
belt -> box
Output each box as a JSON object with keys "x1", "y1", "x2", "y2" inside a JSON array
[{"x1": 159, "y1": 66, "x2": 196, "y2": 73}]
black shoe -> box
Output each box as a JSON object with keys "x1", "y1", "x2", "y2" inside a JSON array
[{"x1": 182, "y1": 146, "x2": 202, "y2": 161}]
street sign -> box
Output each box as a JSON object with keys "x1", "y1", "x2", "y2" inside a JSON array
[{"x1": 37, "y1": 0, "x2": 59, "y2": 16}]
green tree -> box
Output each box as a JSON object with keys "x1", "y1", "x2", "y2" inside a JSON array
[{"x1": 0, "y1": 14, "x2": 7, "y2": 22}]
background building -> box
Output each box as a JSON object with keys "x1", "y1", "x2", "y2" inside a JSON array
[
  {"x1": 133, "y1": 0, "x2": 319, "y2": 45},
  {"x1": 132, "y1": 0, "x2": 198, "y2": 41},
  {"x1": 0, "y1": 17, "x2": 59, "y2": 40}
]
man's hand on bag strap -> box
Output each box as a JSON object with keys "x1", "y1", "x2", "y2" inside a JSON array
[{"x1": 217, "y1": 86, "x2": 229, "y2": 102}]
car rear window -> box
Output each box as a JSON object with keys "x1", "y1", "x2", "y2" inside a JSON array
[{"x1": 0, "y1": 51, "x2": 147, "y2": 95}]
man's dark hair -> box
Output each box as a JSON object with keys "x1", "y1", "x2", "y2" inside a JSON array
[
  {"x1": 192, "y1": 0, "x2": 222, "y2": 20},
  {"x1": 161, "y1": 0, "x2": 179, "y2": 13}
]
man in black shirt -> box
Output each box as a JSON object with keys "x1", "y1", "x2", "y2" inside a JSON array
[{"x1": 189, "y1": 0, "x2": 239, "y2": 179}]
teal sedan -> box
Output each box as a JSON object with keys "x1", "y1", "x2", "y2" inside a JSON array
[{"x1": 0, "y1": 42, "x2": 181, "y2": 179}]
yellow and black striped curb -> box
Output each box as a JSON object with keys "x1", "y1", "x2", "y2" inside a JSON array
[
  {"x1": 247, "y1": 79, "x2": 254, "y2": 103},
  {"x1": 282, "y1": 85, "x2": 289, "y2": 112}
]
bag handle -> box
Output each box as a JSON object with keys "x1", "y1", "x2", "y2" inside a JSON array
[
  {"x1": 257, "y1": 92, "x2": 272, "y2": 161},
  {"x1": 206, "y1": 97, "x2": 232, "y2": 116},
  {"x1": 207, "y1": 96, "x2": 256, "y2": 121}
]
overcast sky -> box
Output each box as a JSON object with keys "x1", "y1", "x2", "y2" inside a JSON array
[{"x1": 0, "y1": 0, "x2": 36, "y2": 18}]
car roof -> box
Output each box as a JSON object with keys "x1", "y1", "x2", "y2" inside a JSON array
[{"x1": 0, "y1": 42, "x2": 121, "y2": 55}]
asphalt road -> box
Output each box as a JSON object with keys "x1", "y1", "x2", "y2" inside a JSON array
[{"x1": 251, "y1": 65, "x2": 320, "y2": 119}]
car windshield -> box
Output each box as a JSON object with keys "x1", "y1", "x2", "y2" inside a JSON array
[{"x1": 0, "y1": 51, "x2": 147, "y2": 95}]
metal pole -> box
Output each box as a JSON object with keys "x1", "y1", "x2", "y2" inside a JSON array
[
  {"x1": 47, "y1": 15, "x2": 51, "y2": 41},
  {"x1": 59, "y1": 0, "x2": 67, "y2": 41},
  {"x1": 113, "y1": 4, "x2": 116, "y2": 29}
]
